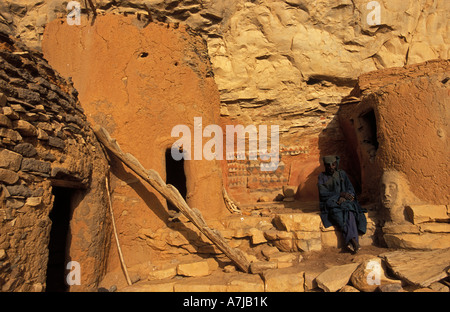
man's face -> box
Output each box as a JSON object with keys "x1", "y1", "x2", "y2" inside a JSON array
[
  {"x1": 325, "y1": 161, "x2": 337, "y2": 175},
  {"x1": 381, "y1": 180, "x2": 398, "y2": 209}
]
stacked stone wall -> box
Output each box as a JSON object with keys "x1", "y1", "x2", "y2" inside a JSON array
[{"x1": 0, "y1": 23, "x2": 110, "y2": 291}]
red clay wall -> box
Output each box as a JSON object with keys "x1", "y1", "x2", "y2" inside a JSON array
[
  {"x1": 42, "y1": 14, "x2": 228, "y2": 268},
  {"x1": 339, "y1": 60, "x2": 449, "y2": 204}
]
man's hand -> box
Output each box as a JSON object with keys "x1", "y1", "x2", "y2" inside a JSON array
[
  {"x1": 337, "y1": 197, "x2": 346, "y2": 205},
  {"x1": 340, "y1": 192, "x2": 354, "y2": 201}
]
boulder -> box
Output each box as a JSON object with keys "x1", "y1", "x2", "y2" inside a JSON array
[
  {"x1": 350, "y1": 258, "x2": 402, "y2": 292},
  {"x1": 316, "y1": 263, "x2": 359, "y2": 292}
]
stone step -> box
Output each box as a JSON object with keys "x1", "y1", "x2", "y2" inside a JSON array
[
  {"x1": 135, "y1": 201, "x2": 378, "y2": 271},
  {"x1": 115, "y1": 248, "x2": 450, "y2": 293},
  {"x1": 119, "y1": 267, "x2": 309, "y2": 292},
  {"x1": 217, "y1": 201, "x2": 377, "y2": 252}
]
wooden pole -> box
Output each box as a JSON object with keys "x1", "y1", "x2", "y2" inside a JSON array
[
  {"x1": 105, "y1": 174, "x2": 132, "y2": 286},
  {"x1": 93, "y1": 125, "x2": 250, "y2": 273},
  {"x1": 86, "y1": 0, "x2": 97, "y2": 16}
]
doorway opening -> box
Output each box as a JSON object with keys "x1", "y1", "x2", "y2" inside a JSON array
[
  {"x1": 165, "y1": 148, "x2": 187, "y2": 212},
  {"x1": 46, "y1": 186, "x2": 74, "y2": 292},
  {"x1": 359, "y1": 109, "x2": 379, "y2": 152}
]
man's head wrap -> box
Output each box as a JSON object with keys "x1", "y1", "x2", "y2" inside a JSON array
[{"x1": 323, "y1": 155, "x2": 338, "y2": 164}]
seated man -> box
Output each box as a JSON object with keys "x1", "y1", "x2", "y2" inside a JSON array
[{"x1": 317, "y1": 155, "x2": 367, "y2": 253}]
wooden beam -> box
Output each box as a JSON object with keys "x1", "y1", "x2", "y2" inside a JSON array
[
  {"x1": 50, "y1": 179, "x2": 88, "y2": 189},
  {"x1": 93, "y1": 125, "x2": 250, "y2": 273}
]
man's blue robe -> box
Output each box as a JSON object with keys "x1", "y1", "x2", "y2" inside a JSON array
[{"x1": 318, "y1": 168, "x2": 367, "y2": 235}]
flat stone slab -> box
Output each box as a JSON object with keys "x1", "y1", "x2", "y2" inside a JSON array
[
  {"x1": 382, "y1": 248, "x2": 450, "y2": 287},
  {"x1": 262, "y1": 266, "x2": 305, "y2": 292},
  {"x1": 315, "y1": 263, "x2": 360, "y2": 292}
]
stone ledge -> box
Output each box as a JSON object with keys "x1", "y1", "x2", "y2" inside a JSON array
[
  {"x1": 406, "y1": 204, "x2": 449, "y2": 224},
  {"x1": 384, "y1": 232, "x2": 450, "y2": 250}
]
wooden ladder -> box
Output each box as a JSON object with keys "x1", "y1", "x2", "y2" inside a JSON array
[{"x1": 93, "y1": 125, "x2": 250, "y2": 273}]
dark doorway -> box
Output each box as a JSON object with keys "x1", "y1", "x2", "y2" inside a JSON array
[
  {"x1": 46, "y1": 187, "x2": 74, "y2": 292},
  {"x1": 165, "y1": 148, "x2": 187, "y2": 212},
  {"x1": 359, "y1": 109, "x2": 379, "y2": 151}
]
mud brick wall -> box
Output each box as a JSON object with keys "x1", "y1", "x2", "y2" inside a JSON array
[
  {"x1": 339, "y1": 59, "x2": 450, "y2": 204},
  {"x1": 0, "y1": 23, "x2": 110, "y2": 292}
]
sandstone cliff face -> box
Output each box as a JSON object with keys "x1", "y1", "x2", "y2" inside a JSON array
[
  {"x1": 1, "y1": 0, "x2": 448, "y2": 201},
  {"x1": 208, "y1": 0, "x2": 448, "y2": 126},
  {"x1": 2, "y1": 0, "x2": 448, "y2": 130}
]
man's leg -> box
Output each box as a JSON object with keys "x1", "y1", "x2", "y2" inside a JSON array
[{"x1": 344, "y1": 212, "x2": 360, "y2": 253}]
